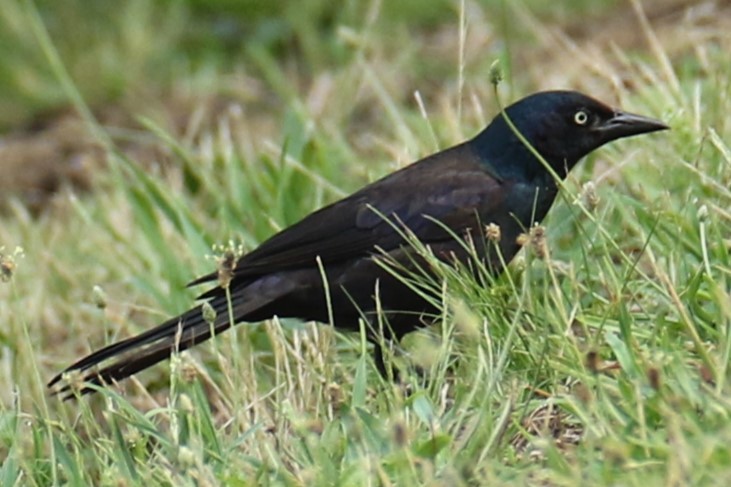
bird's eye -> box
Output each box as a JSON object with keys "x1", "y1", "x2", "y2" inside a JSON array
[{"x1": 574, "y1": 110, "x2": 589, "y2": 125}]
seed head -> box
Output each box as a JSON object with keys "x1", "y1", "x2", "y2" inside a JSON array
[
  {"x1": 0, "y1": 246, "x2": 24, "y2": 283},
  {"x1": 209, "y1": 241, "x2": 245, "y2": 289},
  {"x1": 485, "y1": 223, "x2": 501, "y2": 242},
  {"x1": 92, "y1": 285, "x2": 107, "y2": 309},
  {"x1": 201, "y1": 301, "x2": 217, "y2": 325},
  {"x1": 217, "y1": 250, "x2": 236, "y2": 289},
  {"x1": 489, "y1": 59, "x2": 503, "y2": 87},
  {"x1": 581, "y1": 181, "x2": 600, "y2": 211},
  {"x1": 698, "y1": 204, "x2": 708, "y2": 222},
  {"x1": 529, "y1": 225, "x2": 548, "y2": 260}
]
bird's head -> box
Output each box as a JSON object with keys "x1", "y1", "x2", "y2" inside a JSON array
[{"x1": 475, "y1": 90, "x2": 668, "y2": 179}]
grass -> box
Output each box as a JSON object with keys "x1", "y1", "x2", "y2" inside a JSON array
[{"x1": 1, "y1": 0, "x2": 731, "y2": 485}]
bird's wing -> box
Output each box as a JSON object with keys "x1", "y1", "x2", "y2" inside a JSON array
[{"x1": 192, "y1": 146, "x2": 503, "y2": 288}]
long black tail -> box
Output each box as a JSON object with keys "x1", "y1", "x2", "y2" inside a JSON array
[{"x1": 48, "y1": 290, "x2": 262, "y2": 398}]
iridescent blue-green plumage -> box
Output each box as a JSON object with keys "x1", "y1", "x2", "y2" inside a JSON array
[{"x1": 49, "y1": 91, "x2": 667, "y2": 395}]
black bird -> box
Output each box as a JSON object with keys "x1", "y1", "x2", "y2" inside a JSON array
[{"x1": 49, "y1": 90, "x2": 668, "y2": 395}]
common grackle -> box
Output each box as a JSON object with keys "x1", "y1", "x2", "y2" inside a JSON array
[{"x1": 49, "y1": 90, "x2": 668, "y2": 395}]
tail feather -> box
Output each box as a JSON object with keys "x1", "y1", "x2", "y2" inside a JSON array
[{"x1": 48, "y1": 290, "x2": 262, "y2": 397}]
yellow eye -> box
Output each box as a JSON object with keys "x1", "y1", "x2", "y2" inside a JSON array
[{"x1": 574, "y1": 110, "x2": 589, "y2": 125}]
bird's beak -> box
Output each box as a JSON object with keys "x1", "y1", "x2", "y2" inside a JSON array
[{"x1": 596, "y1": 110, "x2": 669, "y2": 141}]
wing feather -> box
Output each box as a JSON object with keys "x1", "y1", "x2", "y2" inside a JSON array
[{"x1": 191, "y1": 144, "x2": 503, "y2": 290}]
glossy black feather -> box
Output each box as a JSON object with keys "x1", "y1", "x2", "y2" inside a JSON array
[{"x1": 49, "y1": 90, "x2": 668, "y2": 396}]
